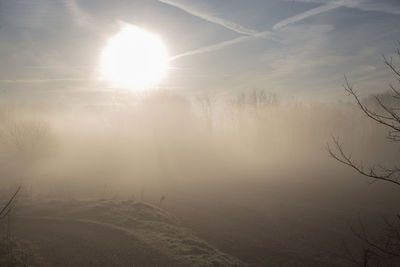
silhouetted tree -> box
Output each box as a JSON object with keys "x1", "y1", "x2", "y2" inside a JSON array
[
  {"x1": 0, "y1": 114, "x2": 51, "y2": 163},
  {"x1": 196, "y1": 91, "x2": 217, "y2": 132},
  {"x1": 328, "y1": 45, "x2": 400, "y2": 266},
  {"x1": 0, "y1": 111, "x2": 54, "y2": 188}
]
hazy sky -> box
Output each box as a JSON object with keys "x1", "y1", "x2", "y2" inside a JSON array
[{"x1": 1, "y1": 0, "x2": 400, "y2": 102}]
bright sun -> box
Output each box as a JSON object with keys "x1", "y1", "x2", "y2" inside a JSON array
[{"x1": 100, "y1": 25, "x2": 169, "y2": 90}]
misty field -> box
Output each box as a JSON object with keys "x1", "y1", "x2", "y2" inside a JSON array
[
  {"x1": 0, "y1": 91, "x2": 399, "y2": 266},
  {"x1": 2, "y1": 0, "x2": 400, "y2": 266}
]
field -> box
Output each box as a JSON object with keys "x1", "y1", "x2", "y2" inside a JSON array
[
  {"x1": 3, "y1": 166, "x2": 398, "y2": 267},
  {"x1": 0, "y1": 93, "x2": 399, "y2": 266}
]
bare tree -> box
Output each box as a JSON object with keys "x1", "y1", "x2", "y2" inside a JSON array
[
  {"x1": 0, "y1": 114, "x2": 52, "y2": 162},
  {"x1": 197, "y1": 91, "x2": 217, "y2": 131},
  {"x1": 0, "y1": 111, "x2": 55, "y2": 186},
  {"x1": 328, "y1": 46, "x2": 400, "y2": 266}
]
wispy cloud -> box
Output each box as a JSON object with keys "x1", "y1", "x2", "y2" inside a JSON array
[
  {"x1": 168, "y1": 0, "x2": 343, "y2": 60},
  {"x1": 283, "y1": 0, "x2": 400, "y2": 15},
  {"x1": 63, "y1": 0, "x2": 98, "y2": 32},
  {"x1": 158, "y1": 0, "x2": 259, "y2": 36},
  {"x1": 0, "y1": 78, "x2": 89, "y2": 83},
  {"x1": 273, "y1": 2, "x2": 344, "y2": 30},
  {"x1": 170, "y1": 0, "x2": 359, "y2": 60},
  {"x1": 170, "y1": 36, "x2": 253, "y2": 61},
  {"x1": 159, "y1": 0, "x2": 280, "y2": 61},
  {"x1": 170, "y1": 31, "x2": 273, "y2": 61},
  {"x1": 355, "y1": 1, "x2": 400, "y2": 15}
]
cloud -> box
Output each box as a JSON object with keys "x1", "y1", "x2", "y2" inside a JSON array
[
  {"x1": 159, "y1": 0, "x2": 278, "y2": 60},
  {"x1": 63, "y1": 0, "x2": 99, "y2": 32},
  {"x1": 0, "y1": 0, "x2": 60, "y2": 29},
  {"x1": 0, "y1": 78, "x2": 89, "y2": 83},
  {"x1": 282, "y1": 0, "x2": 400, "y2": 15},
  {"x1": 167, "y1": 0, "x2": 342, "y2": 60},
  {"x1": 273, "y1": 2, "x2": 345, "y2": 30},
  {"x1": 170, "y1": 31, "x2": 273, "y2": 61},
  {"x1": 170, "y1": 36, "x2": 253, "y2": 61},
  {"x1": 357, "y1": 1, "x2": 400, "y2": 15},
  {"x1": 158, "y1": 0, "x2": 259, "y2": 36}
]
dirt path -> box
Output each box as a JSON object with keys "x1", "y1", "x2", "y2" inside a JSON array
[{"x1": 10, "y1": 217, "x2": 180, "y2": 267}]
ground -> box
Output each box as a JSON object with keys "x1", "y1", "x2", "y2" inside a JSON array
[{"x1": 1, "y1": 198, "x2": 242, "y2": 267}]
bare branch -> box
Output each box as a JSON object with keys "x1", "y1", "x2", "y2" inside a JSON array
[
  {"x1": 384, "y1": 55, "x2": 400, "y2": 79},
  {"x1": 327, "y1": 136, "x2": 400, "y2": 187},
  {"x1": 389, "y1": 84, "x2": 400, "y2": 99},
  {"x1": 0, "y1": 185, "x2": 21, "y2": 218},
  {"x1": 351, "y1": 227, "x2": 400, "y2": 258},
  {"x1": 343, "y1": 77, "x2": 400, "y2": 133}
]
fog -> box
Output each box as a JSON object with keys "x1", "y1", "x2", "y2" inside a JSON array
[
  {"x1": 2, "y1": 0, "x2": 400, "y2": 265},
  {"x1": 1, "y1": 89, "x2": 399, "y2": 266},
  {"x1": 0, "y1": 91, "x2": 394, "y2": 185},
  {"x1": 1, "y1": 90, "x2": 398, "y2": 201}
]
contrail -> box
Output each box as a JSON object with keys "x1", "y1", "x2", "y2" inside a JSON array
[
  {"x1": 284, "y1": 0, "x2": 400, "y2": 15},
  {"x1": 170, "y1": 36, "x2": 251, "y2": 61},
  {"x1": 273, "y1": 2, "x2": 344, "y2": 30},
  {"x1": 170, "y1": 31, "x2": 273, "y2": 61},
  {"x1": 170, "y1": 1, "x2": 344, "y2": 60},
  {"x1": 159, "y1": 0, "x2": 259, "y2": 36}
]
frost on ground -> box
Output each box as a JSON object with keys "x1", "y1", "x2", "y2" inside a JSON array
[{"x1": 15, "y1": 199, "x2": 243, "y2": 267}]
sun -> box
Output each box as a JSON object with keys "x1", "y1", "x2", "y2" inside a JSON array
[{"x1": 100, "y1": 25, "x2": 169, "y2": 90}]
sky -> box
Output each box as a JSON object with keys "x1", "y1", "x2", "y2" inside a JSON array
[{"x1": 0, "y1": 0, "x2": 400, "y2": 103}]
